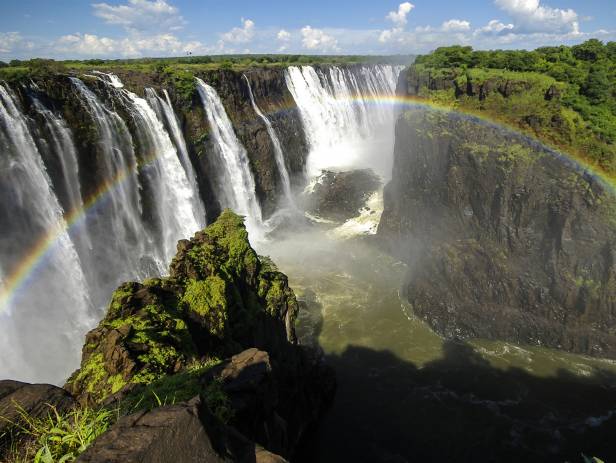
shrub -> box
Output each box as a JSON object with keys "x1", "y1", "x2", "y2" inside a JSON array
[{"x1": 1, "y1": 404, "x2": 115, "y2": 463}]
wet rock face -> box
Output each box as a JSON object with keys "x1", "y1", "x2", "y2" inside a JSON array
[
  {"x1": 180, "y1": 69, "x2": 308, "y2": 219},
  {"x1": 306, "y1": 169, "x2": 381, "y2": 222},
  {"x1": 379, "y1": 109, "x2": 616, "y2": 357}
]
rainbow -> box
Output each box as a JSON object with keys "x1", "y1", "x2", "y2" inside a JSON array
[
  {"x1": 0, "y1": 149, "x2": 159, "y2": 315},
  {"x1": 1, "y1": 89, "x2": 615, "y2": 315}
]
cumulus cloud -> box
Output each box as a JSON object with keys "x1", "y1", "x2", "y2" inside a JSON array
[
  {"x1": 386, "y1": 2, "x2": 415, "y2": 27},
  {"x1": 301, "y1": 26, "x2": 339, "y2": 52},
  {"x1": 92, "y1": 0, "x2": 185, "y2": 33},
  {"x1": 220, "y1": 18, "x2": 255, "y2": 44},
  {"x1": 380, "y1": 2, "x2": 416, "y2": 44},
  {"x1": 475, "y1": 19, "x2": 515, "y2": 35},
  {"x1": 0, "y1": 32, "x2": 26, "y2": 54},
  {"x1": 277, "y1": 29, "x2": 291, "y2": 51},
  {"x1": 495, "y1": 0, "x2": 579, "y2": 34},
  {"x1": 54, "y1": 32, "x2": 207, "y2": 57},
  {"x1": 441, "y1": 19, "x2": 471, "y2": 32},
  {"x1": 277, "y1": 29, "x2": 291, "y2": 42}
]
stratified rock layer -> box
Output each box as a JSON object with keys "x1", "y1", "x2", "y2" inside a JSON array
[{"x1": 379, "y1": 109, "x2": 616, "y2": 357}]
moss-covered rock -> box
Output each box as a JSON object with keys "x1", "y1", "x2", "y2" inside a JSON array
[{"x1": 65, "y1": 210, "x2": 299, "y2": 404}]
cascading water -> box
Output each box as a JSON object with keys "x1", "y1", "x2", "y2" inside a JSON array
[
  {"x1": 30, "y1": 96, "x2": 92, "y2": 256},
  {"x1": 285, "y1": 65, "x2": 401, "y2": 179},
  {"x1": 243, "y1": 74, "x2": 294, "y2": 207},
  {"x1": 145, "y1": 88, "x2": 206, "y2": 227},
  {"x1": 70, "y1": 77, "x2": 151, "y2": 283},
  {"x1": 31, "y1": 98, "x2": 85, "y2": 221},
  {"x1": 0, "y1": 84, "x2": 93, "y2": 384},
  {"x1": 114, "y1": 81, "x2": 204, "y2": 263},
  {"x1": 195, "y1": 78, "x2": 263, "y2": 237},
  {"x1": 0, "y1": 74, "x2": 209, "y2": 384}
]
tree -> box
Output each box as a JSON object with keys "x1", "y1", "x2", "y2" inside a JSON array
[
  {"x1": 606, "y1": 42, "x2": 616, "y2": 61},
  {"x1": 0, "y1": 61, "x2": 8, "y2": 68},
  {"x1": 582, "y1": 64, "x2": 610, "y2": 104},
  {"x1": 572, "y1": 39, "x2": 605, "y2": 61},
  {"x1": 27, "y1": 59, "x2": 67, "y2": 77}
]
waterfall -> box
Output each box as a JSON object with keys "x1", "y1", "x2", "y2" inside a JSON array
[
  {"x1": 0, "y1": 84, "x2": 93, "y2": 384},
  {"x1": 145, "y1": 88, "x2": 206, "y2": 227},
  {"x1": 285, "y1": 65, "x2": 401, "y2": 179},
  {"x1": 195, "y1": 78, "x2": 263, "y2": 236},
  {"x1": 70, "y1": 77, "x2": 155, "y2": 283},
  {"x1": 31, "y1": 98, "x2": 85, "y2": 221},
  {"x1": 243, "y1": 74, "x2": 294, "y2": 207},
  {"x1": 119, "y1": 83, "x2": 203, "y2": 264}
]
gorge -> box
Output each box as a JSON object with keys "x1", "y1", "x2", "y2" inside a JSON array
[{"x1": 1, "y1": 58, "x2": 616, "y2": 462}]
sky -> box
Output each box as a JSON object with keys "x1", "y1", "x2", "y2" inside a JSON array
[{"x1": 0, "y1": 0, "x2": 615, "y2": 60}]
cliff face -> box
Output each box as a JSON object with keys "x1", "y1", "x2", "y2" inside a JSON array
[
  {"x1": 7, "y1": 66, "x2": 309, "y2": 222},
  {"x1": 379, "y1": 109, "x2": 616, "y2": 357},
  {"x1": 177, "y1": 69, "x2": 308, "y2": 219}
]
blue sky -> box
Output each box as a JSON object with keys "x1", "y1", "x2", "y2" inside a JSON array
[{"x1": 1, "y1": 0, "x2": 615, "y2": 59}]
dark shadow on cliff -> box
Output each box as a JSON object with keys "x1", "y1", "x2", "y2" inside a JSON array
[{"x1": 294, "y1": 339, "x2": 616, "y2": 463}]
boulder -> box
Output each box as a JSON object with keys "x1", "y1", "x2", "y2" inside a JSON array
[
  {"x1": 0, "y1": 380, "x2": 75, "y2": 455},
  {"x1": 306, "y1": 169, "x2": 381, "y2": 222}
]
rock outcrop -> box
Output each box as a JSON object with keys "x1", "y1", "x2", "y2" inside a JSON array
[
  {"x1": 306, "y1": 169, "x2": 381, "y2": 222},
  {"x1": 60, "y1": 210, "x2": 333, "y2": 460},
  {"x1": 379, "y1": 109, "x2": 616, "y2": 357},
  {"x1": 0, "y1": 381, "x2": 75, "y2": 455}
]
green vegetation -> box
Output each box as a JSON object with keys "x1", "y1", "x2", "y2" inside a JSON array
[
  {"x1": 0, "y1": 53, "x2": 409, "y2": 83},
  {"x1": 181, "y1": 277, "x2": 228, "y2": 337},
  {"x1": 1, "y1": 404, "x2": 115, "y2": 463},
  {"x1": 121, "y1": 358, "x2": 222, "y2": 412},
  {"x1": 410, "y1": 40, "x2": 616, "y2": 177}
]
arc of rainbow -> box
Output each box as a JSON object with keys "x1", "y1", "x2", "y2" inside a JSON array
[
  {"x1": 0, "y1": 148, "x2": 160, "y2": 315},
  {"x1": 2, "y1": 87, "x2": 615, "y2": 315}
]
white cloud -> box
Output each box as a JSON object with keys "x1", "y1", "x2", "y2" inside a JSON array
[
  {"x1": 301, "y1": 26, "x2": 339, "y2": 52},
  {"x1": 442, "y1": 19, "x2": 471, "y2": 32},
  {"x1": 92, "y1": 0, "x2": 185, "y2": 33},
  {"x1": 495, "y1": 0, "x2": 579, "y2": 34},
  {"x1": 277, "y1": 29, "x2": 291, "y2": 42},
  {"x1": 386, "y1": 2, "x2": 415, "y2": 27},
  {"x1": 0, "y1": 32, "x2": 25, "y2": 54},
  {"x1": 54, "y1": 32, "x2": 207, "y2": 57},
  {"x1": 277, "y1": 29, "x2": 291, "y2": 51},
  {"x1": 380, "y1": 2, "x2": 416, "y2": 44},
  {"x1": 475, "y1": 19, "x2": 515, "y2": 35},
  {"x1": 220, "y1": 18, "x2": 255, "y2": 44}
]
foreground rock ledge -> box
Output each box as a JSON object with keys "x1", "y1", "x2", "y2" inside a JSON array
[{"x1": 1, "y1": 210, "x2": 334, "y2": 462}]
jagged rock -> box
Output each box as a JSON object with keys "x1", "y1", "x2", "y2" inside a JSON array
[
  {"x1": 64, "y1": 211, "x2": 334, "y2": 458},
  {"x1": 0, "y1": 380, "x2": 75, "y2": 454},
  {"x1": 76, "y1": 395, "x2": 290, "y2": 463},
  {"x1": 65, "y1": 210, "x2": 299, "y2": 404},
  {"x1": 379, "y1": 109, "x2": 616, "y2": 357},
  {"x1": 307, "y1": 169, "x2": 381, "y2": 222}
]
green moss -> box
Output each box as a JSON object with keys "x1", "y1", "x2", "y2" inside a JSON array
[
  {"x1": 122, "y1": 357, "x2": 221, "y2": 412},
  {"x1": 72, "y1": 353, "x2": 106, "y2": 394},
  {"x1": 182, "y1": 277, "x2": 228, "y2": 337},
  {"x1": 203, "y1": 379, "x2": 234, "y2": 424},
  {"x1": 107, "y1": 374, "x2": 126, "y2": 394}
]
